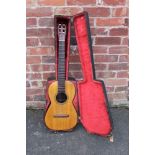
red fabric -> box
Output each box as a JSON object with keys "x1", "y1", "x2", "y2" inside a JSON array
[{"x1": 74, "y1": 12, "x2": 112, "y2": 136}]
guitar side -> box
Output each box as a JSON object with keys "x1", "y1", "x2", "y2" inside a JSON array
[{"x1": 44, "y1": 81, "x2": 78, "y2": 131}]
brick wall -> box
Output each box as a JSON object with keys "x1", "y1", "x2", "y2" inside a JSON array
[{"x1": 26, "y1": 0, "x2": 129, "y2": 108}]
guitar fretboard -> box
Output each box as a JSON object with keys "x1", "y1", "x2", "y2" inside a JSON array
[{"x1": 58, "y1": 40, "x2": 65, "y2": 93}]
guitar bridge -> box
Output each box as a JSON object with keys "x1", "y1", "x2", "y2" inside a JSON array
[{"x1": 53, "y1": 114, "x2": 69, "y2": 118}]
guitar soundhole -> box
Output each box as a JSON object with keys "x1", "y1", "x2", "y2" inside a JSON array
[{"x1": 56, "y1": 92, "x2": 67, "y2": 103}]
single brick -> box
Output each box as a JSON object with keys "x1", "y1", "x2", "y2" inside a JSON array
[
  {"x1": 26, "y1": 7, "x2": 53, "y2": 17},
  {"x1": 119, "y1": 55, "x2": 129, "y2": 62},
  {"x1": 108, "y1": 92, "x2": 127, "y2": 101},
  {"x1": 115, "y1": 86, "x2": 128, "y2": 92},
  {"x1": 54, "y1": 7, "x2": 83, "y2": 15},
  {"x1": 117, "y1": 71, "x2": 129, "y2": 78},
  {"x1": 26, "y1": 88, "x2": 44, "y2": 95},
  {"x1": 26, "y1": 28, "x2": 53, "y2": 37},
  {"x1": 110, "y1": 28, "x2": 128, "y2": 36},
  {"x1": 67, "y1": 0, "x2": 96, "y2": 5},
  {"x1": 26, "y1": 73, "x2": 42, "y2": 80},
  {"x1": 109, "y1": 46, "x2": 129, "y2": 54},
  {"x1": 26, "y1": 38, "x2": 39, "y2": 46},
  {"x1": 26, "y1": 56, "x2": 41, "y2": 64},
  {"x1": 112, "y1": 7, "x2": 128, "y2": 17},
  {"x1": 95, "y1": 37, "x2": 121, "y2": 45},
  {"x1": 26, "y1": 18, "x2": 37, "y2": 27},
  {"x1": 96, "y1": 71, "x2": 116, "y2": 78},
  {"x1": 93, "y1": 46, "x2": 108, "y2": 54},
  {"x1": 39, "y1": 18, "x2": 54, "y2": 27},
  {"x1": 104, "y1": 0, "x2": 126, "y2": 5},
  {"x1": 39, "y1": 38, "x2": 54, "y2": 46},
  {"x1": 42, "y1": 56, "x2": 55, "y2": 63},
  {"x1": 31, "y1": 64, "x2": 43, "y2": 72},
  {"x1": 84, "y1": 7, "x2": 110, "y2": 17},
  {"x1": 26, "y1": 95, "x2": 34, "y2": 101},
  {"x1": 27, "y1": 47, "x2": 54, "y2": 55},
  {"x1": 94, "y1": 55, "x2": 118, "y2": 62},
  {"x1": 96, "y1": 18, "x2": 124, "y2": 26},
  {"x1": 26, "y1": 29, "x2": 38, "y2": 37},
  {"x1": 91, "y1": 28, "x2": 108, "y2": 36},
  {"x1": 109, "y1": 63, "x2": 129, "y2": 70},
  {"x1": 105, "y1": 79, "x2": 128, "y2": 86},
  {"x1": 38, "y1": 0, "x2": 65, "y2": 6},
  {"x1": 42, "y1": 64, "x2": 55, "y2": 71},
  {"x1": 95, "y1": 64, "x2": 107, "y2": 70},
  {"x1": 37, "y1": 28, "x2": 53, "y2": 37}
]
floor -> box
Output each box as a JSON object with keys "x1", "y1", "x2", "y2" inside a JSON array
[{"x1": 26, "y1": 108, "x2": 129, "y2": 155}]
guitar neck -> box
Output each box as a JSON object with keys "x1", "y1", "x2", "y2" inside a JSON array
[{"x1": 58, "y1": 40, "x2": 65, "y2": 93}]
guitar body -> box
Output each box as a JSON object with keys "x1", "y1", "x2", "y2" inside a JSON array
[{"x1": 44, "y1": 80, "x2": 78, "y2": 131}]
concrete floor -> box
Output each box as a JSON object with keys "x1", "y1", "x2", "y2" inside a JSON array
[{"x1": 26, "y1": 108, "x2": 128, "y2": 155}]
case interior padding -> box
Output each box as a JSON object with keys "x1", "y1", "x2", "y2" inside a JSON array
[{"x1": 73, "y1": 12, "x2": 112, "y2": 136}]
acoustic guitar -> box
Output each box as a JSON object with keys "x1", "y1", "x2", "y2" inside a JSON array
[{"x1": 44, "y1": 23, "x2": 78, "y2": 131}]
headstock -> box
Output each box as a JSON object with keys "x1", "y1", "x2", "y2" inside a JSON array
[{"x1": 58, "y1": 24, "x2": 66, "y2": 41}]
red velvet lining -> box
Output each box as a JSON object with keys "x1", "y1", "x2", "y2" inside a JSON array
[{"x1": 74, "y1": 12, "x2": 112, "y2": 136}]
